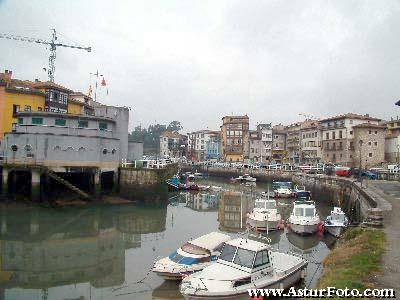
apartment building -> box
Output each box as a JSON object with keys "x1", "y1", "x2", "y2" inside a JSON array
[
  {"x1": 385, "y1": 117, "x2": 400, "y2": 163},
  {"x1": 159, "y1": 131, "x2": 187, "y2": 158},
  {"x1": 249, "y1": 130, "x2": 262, "y2": 163},
  {"x1": 187, "y1": 130, "x2": 219, "y2": 161},
  {"x1": 353, "y1": 123, "x2": 386, "y2": 168},
  {"x1": 285, "y1": 122, "x2": 301, "y2": 164},
  {"x1": 221, "y1": 115, "x2": 249, "y2": 162},
  {"x1": 300, "y1": 120, "x2": 321, "y2": 164},
  {"x1": 320, "y1": 113, "x2": 381, "y2": 166},
  {"x1": 257, "y1": 123, "x2": 273, "y2": 163},
  {"x1": 271, "y1": 124, "x2": 287, "y2": 163}
]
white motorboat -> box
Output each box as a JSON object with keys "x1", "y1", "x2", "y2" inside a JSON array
[
  {"x1": 288, "y1": 201, "x2": 321, "y2": 235},
  {"x1": 325, "y1": 207, "x2": 348, "y2": 237},
  {"x1": 247, "y1": 198, "x2": 282, "y2": 231},
  {"x1": 152, "y1": 232, "x2": 231, "y2": 280},
  {"x1": 180, "y1": 238, "x2": 308, "y2": 299},
  {"x1": 233, "y1": 174, "x2": 257, "y2": 183},
  {"x1": 274, "y1": 187, "x2": 293, "y2": 198}
]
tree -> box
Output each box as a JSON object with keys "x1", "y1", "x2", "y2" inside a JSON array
[{"x1": 167, "y1": 121, "x2": 183, "y2": 132}]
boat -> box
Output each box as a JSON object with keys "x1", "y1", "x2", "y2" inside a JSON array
[
  {"x1": 232, "y1": 174, "x2": 257, "y2": 183},
  {"x1": 324, "y1": 207, "x2": 349, "y2": 237},
  {"x1": 274, "y1": 187, "x2": 293, "y2": 198},
  {"x1": 166, "y1": 174, "x2": 199, "y2": 191},
  {"x1": 194, "y1": 172, "x2": 204, "y2": 178},
  {"x1": 166, "y1": 175, "x2": 181, "y2": 191},
  {"x1": 272, "y1": 181, "x2": 292, "y2": 190},
  {"x1": 246, "y1": 198, "x2": 283, "y2": 231},
  {"x1": 287, "y1": 201, "x2": 321, "y2": 235},
  {"x1": 152, "y1": 232, "x2": 231, "y2": 280},
  {"x1": 180, "y1": 238, "x2": 308, "y2": 299},
  {"x1": 294, "y1": 190, "x2": 312, "y2": 201}
]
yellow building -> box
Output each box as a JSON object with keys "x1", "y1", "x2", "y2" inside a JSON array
[
  {"x1": 0, "y1": 70, "x2": 45, "y2": 141},
  {"x1": 220, "y1": 115, "x2": 249, "y2": 162}
]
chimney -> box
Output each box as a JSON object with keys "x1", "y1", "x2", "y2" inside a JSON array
[{"x1": 35, "y1": 79, "x2": 40, "y2": 82}]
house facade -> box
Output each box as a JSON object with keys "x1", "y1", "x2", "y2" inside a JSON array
[
  {"x1": 320, "y1": 113, "x2": 381, "y2": 166},
  {"x1": 300, "y1": 120, "x2": 322, "y2": 165},
  {"x1": 220, "y1": 115, "x2": 249, "y2": 162}
]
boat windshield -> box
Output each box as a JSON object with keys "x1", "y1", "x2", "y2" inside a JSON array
[
  {"x1": 295, "y1": 207, "x2": 304, "y2": 216},
  {"x1": 332, "y1": 214, "x2": 345, "y2": 222},
  {"x1": 305, "y1": 208, "x2": 315, "y2": 217},
  {"x1": 219, "y1": 244, "x2": 237, "y2": 262},
  {"x1": 182, "y1": 242, "x2": 210, "y2": 256},
  {"x1": 253, "y1": 250, "x2": 269, "y2": 268},
  {"x1": 297, "y1": 191, "x2": 310, "y2": 198},
  {"x1": 168, "y1": 251, "x2": 210, "y2": 265},
  {"x1": 233, "y1": 248, "x2": 256, "y2": 268}
]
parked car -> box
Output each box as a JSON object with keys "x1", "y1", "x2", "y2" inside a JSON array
[
  {"x1": 350, "y1": 168, "x2": 377, "y2": 180},
  {"x1": 336, "y1": 168, "x2": 351, "y2": 177}
]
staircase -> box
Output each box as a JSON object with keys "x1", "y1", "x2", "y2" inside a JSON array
[{"x1": 43, "y1": 168, "x2": 90, "y2": 200}]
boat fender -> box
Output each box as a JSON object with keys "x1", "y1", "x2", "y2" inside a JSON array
[{"x1": 317, "y1": 222, "x2": 325, "y2": 233}]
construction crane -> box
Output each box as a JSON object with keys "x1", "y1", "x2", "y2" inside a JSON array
[
  {"x1": 0, "y1": 29, "x2": 91, "y2": 82},
  {"x1": 299, "y1": 113, "x2": 316, "y2": 121}
]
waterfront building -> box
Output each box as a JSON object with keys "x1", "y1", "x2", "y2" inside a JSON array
[
  {"x1": 220, "y1": 115, "x2": 249, "y2": 162},
  {"x1": 385, "y1": 117, "x2": 400, "y2": 163},
  {"x1": 159, "y1": 131, "x2": 187, "y2": 158},
  {"x1": 68, "y1": 92, "x2": 95, "y2": 115},
  {"x1": 285, "y1": 122, "x2": 302, "y2": 164},
  {"x1": 249, "y1": 130, "x2": 262, "y2": 163},
  {"x1": 257, "y1": 123, "x2": 273, "y2": 164},
  {"x1": 353, "y1": 123, "x2": 386, "y2": 168},
  {"x1": 186, "y1": 130, "x2": 219, "y2": 161},
  {"x1": 320, "y1": 113, "x2": 381, "y2": 166},
  {"x1": 271, "y1": 124, "x2": 287, "y2": 164},
  {"x1": 205, "y1": 132, "x2": 221, "y2": 160},
  {"x1": 32, "y1": 80, "x2": 72, "y2": 113},
  {"x1": 300, "y1": 120, "x2": 322, "y2": 165},
  {"x1": 0, "y1": 70, "x2": 45, "y2": 142}
]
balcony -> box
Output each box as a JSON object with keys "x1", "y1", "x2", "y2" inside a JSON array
[{"x1": 324, "y1": 146, "x2": 344, "y2": 151}]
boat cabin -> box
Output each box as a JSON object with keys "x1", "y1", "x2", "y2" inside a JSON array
[
  {"x1": 217, "y1": 239, "x2": 271, "y2": 274},
  {"x1": 329, "y1": 207, "x2": 346, "y2": 222},
  {"x1": 254, "y1": 199, "x2": 277, "y2": 210},
  {"x1": 293, "y1": 201, "x2": 316, "y2": 218}
]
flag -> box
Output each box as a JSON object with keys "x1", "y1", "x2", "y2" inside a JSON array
[
  {"x1": 88, "y1": 85, "x2": 93, "y2": 97},
  {"x1": 101, "y1": 77, "x2": 106, "y2": 86}
]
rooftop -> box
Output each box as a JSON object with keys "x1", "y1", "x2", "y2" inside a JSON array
[
  {"x1": 160, "y1": 131, "x2": 185, "y2": 139},
  {"x1": 352, "y1": 123, "x2": 387, "y2": 129},
  {"x1": 320, "y1": 113, "x2": 381, "y2": 122}
]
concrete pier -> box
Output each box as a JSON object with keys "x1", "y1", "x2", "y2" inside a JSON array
[
  {"x1": 1, "y1": 167, "x2": 8, "y2": 195},
  {"x1": 31, "y1": 170, "x2": 41, "y2": 201}
]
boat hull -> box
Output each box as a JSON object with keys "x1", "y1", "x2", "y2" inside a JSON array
[
  {"x1": 325, "y1": 225, "x2": 344, "y2": 237},
  {"x1": 288, "y1": 222, "x2": 318, "y2": 235},
  {"x1": 247, "y1": 218, "x2": 281, "y2": 231},
  {"x1": 182, "y1": 264, "x2": 306, "y2": 300},
  {"x1": 153, "y1": 270, "x2": 185, "y2": 280}
]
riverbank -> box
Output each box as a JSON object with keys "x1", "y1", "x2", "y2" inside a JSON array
[{"x1": 317, "y1": 227, "x2": 385, "y2": 290}]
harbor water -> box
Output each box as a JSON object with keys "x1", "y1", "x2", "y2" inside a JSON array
[{"x1": 0, "y1": 177, "x2": 337, "y2": 300}]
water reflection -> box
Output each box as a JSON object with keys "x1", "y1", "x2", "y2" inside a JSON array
[
  {"x1": 0, "y1": 204, "x2": 167, "y2": 298},
  {"x1": 184, "y1": 192, "x2": 220, "y2": 212}
]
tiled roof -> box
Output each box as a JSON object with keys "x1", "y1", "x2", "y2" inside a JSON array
[
  {"x1": 352, "y1": 123, "x2": 387, "y2": 129},
  {"x1": 321, "y1": 113, "x2": 381, "y2": 122},
  {"x1": 160, "y1": 131, "x2": 184, "y2": 139},
  {"x1": 31, "y1": 81, "x2": 73, "y2": 93}
]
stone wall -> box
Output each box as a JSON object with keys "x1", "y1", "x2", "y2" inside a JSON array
[{"x1": 120, "y1": 163, "x2": 178, "y2": 186}]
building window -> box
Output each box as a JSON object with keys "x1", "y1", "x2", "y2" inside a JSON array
[
  {"x1": 99, "y1": 122, "x2": 108, "y2": 131},
  {"x1": 332, "y1": 132, "x2": 336, "y2": 139},
  {"x1": 32, "y1": 117, "x2": 43, "y2": 125},
  {"x1": 111, "y1": 149, "x2": 116, "y2": 154},
  {"x1": 368, "y1": 153, "x2": 372, "y2": 157},
  {"x1": 374, "y1": 141, "x2": 377, "y2": 146},
  {"x1": 13, "y1": 105, "x2": 20, "y2": 114},
  {"x1": 55, "y1": 118, "x2": 66, "y2": 126},
  {"x1": 102, "y1": 148, "x2": 108, "y2": 155},
  {"x1": 369, "y1": 130, "x2": 372, "y2": 134},
  {"x1": 368, "y1": 141, "x2": 371, "y2": 145},
  {"x1": 24, "y1": 105, "x2": 31, "y2": 111},
  {"x1": 374, "y1": 131, "x2": 378, "y2": 134},
  {"x1": 78, "y1": 120, "x2": 88, "y2": 128},
  {"x1": 18, "y1": 118, "x2": 23, "y2": 125},
  {"x1": 38, "y1": 107, "x2": 43, "y2": 111},
  {"x1": 11, "y1": 144, "x2": 18, "y2": 152},
  {"x1": 339, "y1": 131, "x2": 342, "y2": 139},
  {"x1": 24, "y1": 144, "x2": 32, "y2": 152},
  {"x1": 326, "y1": 132, "x2": 329, "y2": 140}
]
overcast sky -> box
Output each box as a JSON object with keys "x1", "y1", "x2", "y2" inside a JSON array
[{"x1": 1, "y1": 0, "x2": 399, "y2": 132}]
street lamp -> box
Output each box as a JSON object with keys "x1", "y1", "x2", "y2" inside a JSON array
[{"x1": 358, "y1": 139, "x2": 363, "y2": 183}]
